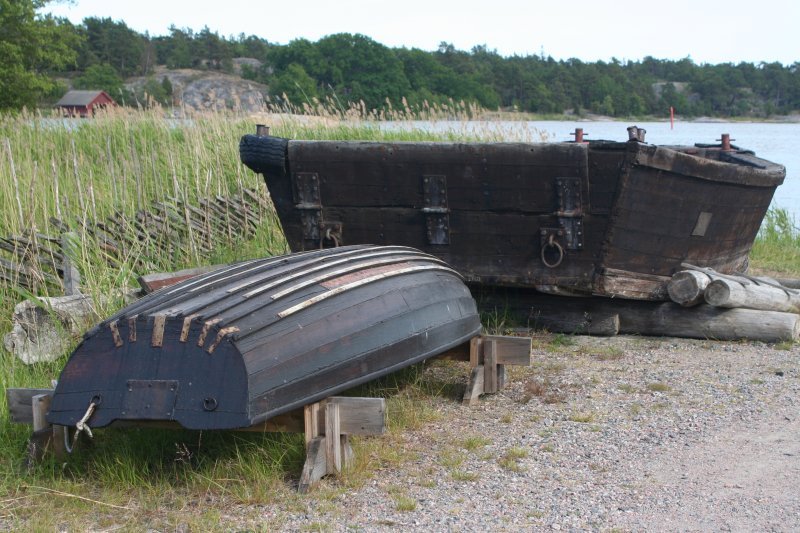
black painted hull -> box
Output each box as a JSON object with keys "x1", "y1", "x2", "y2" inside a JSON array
[
  {"x1": 48, "y1": 246, "x2": 482, "y2": 430},
  {"x1": 240, "y1": 134, "x2": 785, "y2": 300}
]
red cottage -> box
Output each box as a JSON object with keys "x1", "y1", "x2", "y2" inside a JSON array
[{"x1": 55, "y1": 90, "x2": 116, "y2": 117}]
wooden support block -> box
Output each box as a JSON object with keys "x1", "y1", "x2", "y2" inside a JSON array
[
  {"x1": 31, "y1": 394, "x2": 51, "y2": 432},
  {"x1": 469, "y1": 336, "x2": 483, "y2": 367},
  {"x1": 298, "y1": 436, "x2": 327, "y2": 494},
  {"x1": 326, "y1": 397, "x2": 386, "y2": 436},
  {"x1": 6, "y1": 388, "x2": 53, "y2": 424},
  {"x1": 303, "y1": 402, "x2": 321, "y2": 445},
  {"x1": 483, "y1": 335, "x2": 532, "y2": 366},
  {"x1": 497, "y1": 364, "x2": 506, "y2": 390},
  {"x1": 51, "y1": 425, "x2": 67, "y2": 458},
  {"x1": 341, "y1": 435, "x2": 354, "y2": 469},
  {"x1": 484, "y1": 339, "x2": 498, "y2": 394},
  {"x1": 463, "y1": 365, "x2": 485, "y2": 406},
  {"x1": 324, "y1": 402, "x2": 342, "y2": 474}
]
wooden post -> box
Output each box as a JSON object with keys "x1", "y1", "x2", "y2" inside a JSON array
[
  {"x1": 462, "y1": 334, "x2": 531, "y2": 405},
  {"x1": 483, "y1": 339, "x2": 498, "y2": 394},
  {"x1": 61, "y1": 232, "x2": 81, "y2": 296},
  {"x1": 324, "y1": 402, "x2": 342, "y2": 474},
  {"x1": 298, "y1": 397, "x2": 385, "y2": 493}
]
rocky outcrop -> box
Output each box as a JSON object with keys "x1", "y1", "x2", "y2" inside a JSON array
[{"x1": 126, "y1": 67, "x2": 269, "y2": 112}]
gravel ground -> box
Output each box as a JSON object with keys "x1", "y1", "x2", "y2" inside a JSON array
[{"x1": 243, "y1": 335, "x2": 800, "y2": 532}]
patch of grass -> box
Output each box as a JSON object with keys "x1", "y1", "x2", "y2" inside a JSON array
[
  {"x1": 568, "y1": 412, "x2": 595, "y2": 423},
  {"x1": 438, "y1": 449, "x2": 466, "y2": 470},
  {"x1": 647, "y1": 382, "x2": 671, "y2": 393},
  {"x1": 450, "y1": 470, "x2": 480, "y2": 482},
  {"x1": 750, "y1": 208, "x2": 800, "y2": 275},
  {"x1": 498, "y1": 447, "x2": 528, "y2": 471},
  {"x1": 618, "y1": 383, "x2": 637, "y2": 393},
  {"x1": 500, "y1": 413, "x2": 513, "y2": 424},
  {"x1": 592, "y1": 346, "x2": 625, "y2": 361},
  {"x1": 775, "y1": 340, "x2": 795, "y2": 351},
  {"x1": 393, "y1": 495, "x2": 417, "y2": 512},
  {"x1": 460, "y1": 435, "x2": 492, "y2": 451}
]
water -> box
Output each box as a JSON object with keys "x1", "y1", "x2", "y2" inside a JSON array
[{"x1": 380, "y1": 120, "x2": 800, "y2": 221}]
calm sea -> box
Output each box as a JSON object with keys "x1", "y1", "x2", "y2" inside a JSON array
[{"x1": 380, "y1": 120, "x2": 800, "y2": 221}]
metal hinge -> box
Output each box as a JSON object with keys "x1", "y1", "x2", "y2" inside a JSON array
[
  {"x1": 423, "y1": 175, "x2": 450, "y2": 245},
  {"x1": 540, "y1": 177, "x2": 584, "y2": 267}
]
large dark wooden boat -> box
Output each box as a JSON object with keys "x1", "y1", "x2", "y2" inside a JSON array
[
  {"x1": 240, "y1": 127, "x2": 785, "y2": 300},
  {"x1": 47, "y1": 245, "x2": 481, "y2": 430}
]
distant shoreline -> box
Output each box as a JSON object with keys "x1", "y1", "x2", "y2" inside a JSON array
[{"x1": 478, "y1": 110, "x2": 800, "y2": 124}]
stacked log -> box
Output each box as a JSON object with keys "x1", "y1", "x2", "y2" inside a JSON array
[
  {"x1": 659, "y1": 265, "x2": 800, "y2": 342},
  {"x1": 476, "y1": 284, "x2": 800, "y2": 343}
]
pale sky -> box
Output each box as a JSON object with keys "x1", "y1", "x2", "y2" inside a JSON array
[{"x1": 46, "y1": 0, "x2": 798, "y2": 65}]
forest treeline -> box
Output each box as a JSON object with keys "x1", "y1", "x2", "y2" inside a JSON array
[{"x1": 3, "y1": 3, "x2": 800, "y2": 117}]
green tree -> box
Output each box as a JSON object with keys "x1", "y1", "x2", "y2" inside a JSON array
[
  {"x1": 73, "y1": 63, "x2": 129, "y2": 102},
  {"x1": 79, "y1": 17, "x2": 144, "y2": 76},
  {"x1": 271, "y1": 63, "x2": 318, "y2": 104},
  {"x1": 0, "y1": 0, "x2": 82, "y2": 109}
]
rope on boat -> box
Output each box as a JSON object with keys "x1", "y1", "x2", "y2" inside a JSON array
[{"x1": 65, "y1": 401, "x2": 96, "y2": 453}]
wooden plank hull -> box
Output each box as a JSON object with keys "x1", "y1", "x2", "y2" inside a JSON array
[
  {"x1": 48, "y1": 246, "x2": 482, "y2": 430},
  {"x1": 240, "y1": 133, "x2": 785, "y2": 300}
]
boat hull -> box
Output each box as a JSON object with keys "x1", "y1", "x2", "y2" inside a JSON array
[
  {"x1": 48, "y1": 246, "x2": 481, "y2": 430},
  {"x1": 240, "y1": 133, "x2": 785, "y2": 300}
]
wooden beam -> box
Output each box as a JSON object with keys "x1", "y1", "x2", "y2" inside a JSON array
[
  {"x1": 483, "y1": 339, "x2": 498, "y2": 394},
  {"x1": 325, "y1": 397, "x2": 385, "y2": 436},
  {"x1": 483, "y1": 335, "x2": 532, "y2": 365},
  {"x1": 324, "y1": 402, "x2": 342, "y2": 474},
  {"x1": 6, "y1": 388, "x2": 53, "y2": 424}
]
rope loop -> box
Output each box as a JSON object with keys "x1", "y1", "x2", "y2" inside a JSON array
[{"x1": 65, "y1": 401, "x2": 96, "y2": 454}]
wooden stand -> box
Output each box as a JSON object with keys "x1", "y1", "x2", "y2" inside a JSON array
[
  {"x1": 8, "y1": 387, "x2": 386, "y2": 493},
  {"x1": 442, "y1": 335, "x2": 532, "y2": 406},
  {"x1": 6, "y1": 333, "x2": 530, "y2": 491},
  {"x1": 298, "y1": 397, "x2": 385, "y2": 493}
]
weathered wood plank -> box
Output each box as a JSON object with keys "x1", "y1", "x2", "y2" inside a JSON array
[
  {"x1": 324, "y1": 402, "x2": 341, "y2": 474},
  {"x1": 462, "y1": 365, "x2": 485, "y2": 406},
  {"x1": 483, "y1": 340, "x2": 498, "y2": 394},
  {"x1": 298, "y1": 436, "x2": 327, "y2": 494},
  {"x1": 326, "y1": 397, "x2": 385, "y2": 436},
  {"x1": 483, "y1": 335, "x2": 532, "y2": 366},
  {"x1": 6, "y1": 388, "x2": 53, "y2": 424}
]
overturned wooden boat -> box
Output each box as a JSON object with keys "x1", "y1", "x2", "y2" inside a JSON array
[
  {"x1": 240, "y1": 127, "x2": 785, "y2": 300},
  {"x1": 47, "y1": 245, "x2": 481, "y2": 430}
]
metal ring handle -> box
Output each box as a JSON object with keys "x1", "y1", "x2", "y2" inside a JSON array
[{"x1": 541, "y1": 238, "x2": 564, "y2": 268}]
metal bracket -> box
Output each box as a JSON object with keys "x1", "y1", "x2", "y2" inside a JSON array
[
  {"x1": 293, "y1": 172, "x2": 323, "y2": 241},
  {"x1": 121, "y1": 380, "x2": 178, "y2": 419},
  {"x1": 554, "y1": 177, "x2": 583, "y2": 250},
  {"x1": 423, "y1": 175, "x2": 450, "y2": 245}
]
